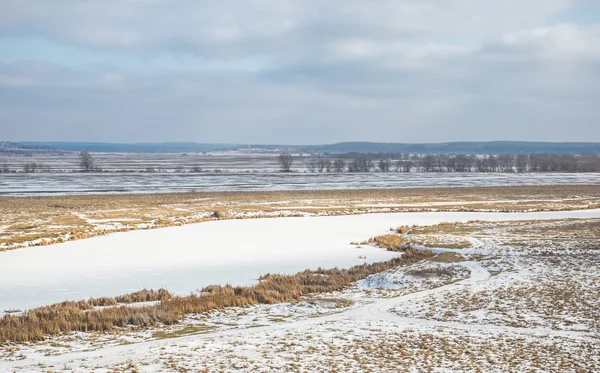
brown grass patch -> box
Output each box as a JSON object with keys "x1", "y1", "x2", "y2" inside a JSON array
[
  {"x1": 428, "y1": 252, "x2": 464, "y2": 263},
  {"x1": 365, "y1": 234, "x2": 407, "y2": 251},
  {"x1": 405, "y1": 266, "x2": 458, "y2": 278},
  {"x1": 2, "y1": 185, "x2": 599, "y2": 251},
  {"x1": 0, "y1": 248, "x2": 433, "y2": 344},
  {"x1": 396, "y1": 225, "x2": 411, "y2": 234}
]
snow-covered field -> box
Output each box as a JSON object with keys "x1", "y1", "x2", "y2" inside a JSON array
[
  {"x1": 1, "y1": 210, "x2": 599, "y2": 314},
  {"x1": 1, "y1": 239, "x2": 598, "y2": 372},
  {"x1": 2, "y1": 172, "x2": 600, "y2": 195}
]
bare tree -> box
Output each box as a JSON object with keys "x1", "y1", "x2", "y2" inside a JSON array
[
  {"x1": 79, "y1": 151, "x2": 95, "y2": 172},
  {"x1": 332, "y1": 159, "x2": 346, "y2": 172},
  {"x1": 454, "y1": 154, "x2": 473, "y2": 172},
  {"x1": 421, "y1": 155, "x2": 436, "y2": 172},
  {"x1": 435, "y1": 154, "x2": 447, "y2": 172},
  {"x1": 475, "y1": 158, "x2": 487, "y2": 172},
  {"x1": 378, "y1": 159, "x2": 391, "y2": 172},
  {"x1": 497, "y1": 155, "x2": 514, "y2": 172},
  {"x1": 306, "y1": 160, "x2": 317, "y2": 172},
  {"x1": 278, "y1": 153, "x2": 294, "y2": 172},
  {"x1": 349, "y1": 157, "x2": 374, "y2": 172},
  {"x1": 515, "y1": 154, "x2": 529, "y2": 173},
  {"x1": 445, "y1": 156, "x2": 457, "y2": 172},
  {"x1": 22, "y1": 162, "x2": 38, "y2": 173},
  {"x1": 394, "y1": 160, "x2": 403, "y2": 172},
  {"x1": 316, "y1": 159, "x2": 332, "y2": 172}
]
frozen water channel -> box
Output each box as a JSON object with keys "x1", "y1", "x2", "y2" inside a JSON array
[
  {"x1": 1, "y1": 209, "x2": 600, "y2": 312},
  {"x1": 1, "y1": 172, "x2": 600, "y2": 195}
]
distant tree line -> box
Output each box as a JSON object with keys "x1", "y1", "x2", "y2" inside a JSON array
[
  {"x1": 304, "y1": 153, "x2": 600, "y2": 173},
  {"x1": 2, "y1": 152, "x2": 599, "y2": 174}
]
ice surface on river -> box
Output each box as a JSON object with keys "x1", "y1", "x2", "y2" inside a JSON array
[
  {"x1": 1, "y1": 172, "x2": 599, "y2": 195},
  {"x1": 1, "y1": 209, "x2": 599, "y2": 312}
]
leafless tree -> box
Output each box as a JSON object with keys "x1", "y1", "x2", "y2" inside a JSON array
[
  {"x1": 315, "y1": 159, "x2": 332, "y2": 172},
  {"x1": 0, "y1": 164, "x2": 9, "y2": 173},
  {"x1": 454, "y1": 154, "x2": 473, "y2": 172},
  {"x1": 394, "y1": 160, "x2": 403, "y2": 172},
  {"x1": 529, "y1": 154, "x2": 541, "y2": 172},
  {"x1": 401, "y1": 160, "x2": 413, "y2": 172},
  {"x1": 498, "y1": 155, "x2": 514, "y2": 172},
  {"x1": 332, "y1": 159, "x2": 346, "y2": 172},
  {"x1": 515, "y1": 154, "x2": 529, "y2": 173},
  {"x1": 378, "y1": 159, "x2": 391, "y2": 172},
  {"x1": 349, "y1": 157, "x2": 374, "y2": 172},
  {"x1": 435, "y1": 154, "x2": 447, "y2": 172},
  {"x1": 421, "y1": 155, "x2": 436, "y2": 172},
  {"x1": 306, "y1": 160, "x2": 317, "y2": 172},
  {"x1": 278, "y1": 153, "x2": 294, "y2": 172},
  {"x1": 22, "y1": 162, "x2": 38, "y2": 173},
  {"x1": 445, "y1": 156, "x2": 457, "y2": 172},
  {"x1": 79, "y1": 151, "x2": 95, "y2": 172},
  {"x1": 489, "y1": 155, "x2": 499, "y2": 172},
  {"x1": 579, "y1": 154, "x2": 600, "y2": 172},
  {"x1": 475, "y1": 157, "x2": 488, "y2": 172}
]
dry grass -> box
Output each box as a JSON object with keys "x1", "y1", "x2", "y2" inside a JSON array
[
  {"x1": 365, "y1": 235, "x2": 407, "y2": 252},
  {"x1": 410, "y1": 237, "x2": 472, "y2": 249},
  {"x1": 0, "y1": 248, "x2": 433, "y2": 344},
  {"x1": 2, "y1": 185, "x2": 599, "y2": 251},
  {"x1": 395, "y1": 225, "x2": 411, "y2": 234},
  {"x1": 428, "y1": 252, "x2": 464, "y2": 263},
  {"x1": 405, "y1": 266, "x2": 460, "y2": 278}
]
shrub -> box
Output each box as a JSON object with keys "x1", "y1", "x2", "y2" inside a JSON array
[
  {"x1": 396, "y1": 225, "x2": 411, "y2": 234},
  {"x1": 366, "y1": 234, "x2": 407, "y2": 251}
]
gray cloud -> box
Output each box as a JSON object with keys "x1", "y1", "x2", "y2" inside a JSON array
[{"x1": 0, "y1": 0, "x2": 599, "y2": 143}]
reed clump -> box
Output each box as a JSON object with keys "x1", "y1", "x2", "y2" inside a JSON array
[
  {"x1": 366, "y1": 234, "x2": 408, "y2": 251},
  {"x1": 396, "y1": 225, "x2": 411, "y2": 234},
  {"x1": 115, "y1": 289, "x2": 173, "y2": 304},
  {"x1": 0, "y1": 248, "x2": 432, "y2": 344}
]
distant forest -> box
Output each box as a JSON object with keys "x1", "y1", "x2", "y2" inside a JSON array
[{"x1": 304, "y1": 153, "x2": 600, "y2": 173}]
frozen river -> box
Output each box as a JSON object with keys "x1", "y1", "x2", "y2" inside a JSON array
[
  {"x1": 1, "y1": 172, "x2": 600, "y2": 195},
  {"x1": 1, "y1": 209, "x2": 599, "y2": 313}
]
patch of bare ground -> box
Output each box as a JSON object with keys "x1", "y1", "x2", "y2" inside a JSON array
[{"x1": 2, "y1": 184, "x2": 600, "y2": 251}]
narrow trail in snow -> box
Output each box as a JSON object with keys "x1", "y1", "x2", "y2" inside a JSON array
[{"x1": 0, "y1": 261, "x2": 593, "y2": 371}]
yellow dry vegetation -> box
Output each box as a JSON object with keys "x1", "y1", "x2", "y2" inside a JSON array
[{"x1": 1, "y1": 185, "x2": 600, "y2": 251}]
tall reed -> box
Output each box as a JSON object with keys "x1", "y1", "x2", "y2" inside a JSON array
[{"x1": 0, "y1": 248, "x2": 433, "y2": 343}]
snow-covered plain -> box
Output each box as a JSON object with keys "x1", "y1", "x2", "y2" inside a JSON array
[
  {"x1": 1, "y1": 209, "x2": 599, "y2": 314},
  {"x1": 1, "y1": 172, "x2": 600, "y2": 195},
  {"x1": 1, "y1": 211, "x2": 600, "y2": 372}
]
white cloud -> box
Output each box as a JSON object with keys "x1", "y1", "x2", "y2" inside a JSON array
[
  {"x1": 0, "y1": 0, "x2": 599, "y2": 143},
  {"x1": 502, "y1": 24, "x2": 600, "y2": 61},
  {"x1": 0, "y1": 0, "x2": 576, "y2": 54}
]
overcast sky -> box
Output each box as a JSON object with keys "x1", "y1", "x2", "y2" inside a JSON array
[{"x1": 1, "y1": 0, "x2": 599, "y2": 144}]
